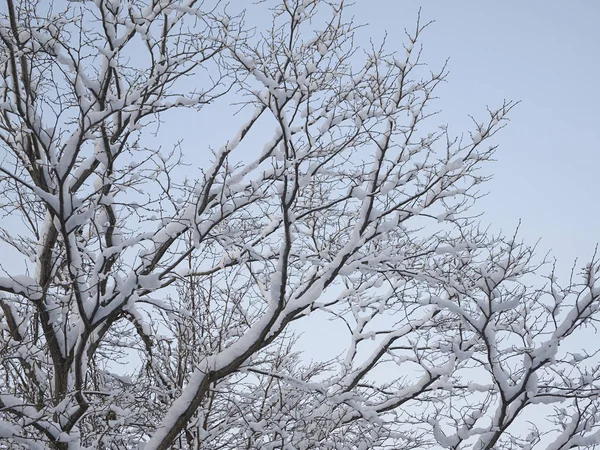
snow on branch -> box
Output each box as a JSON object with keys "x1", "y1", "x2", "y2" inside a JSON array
[{"x1": 0, "y1": 1, "x2": 597, "y2": 449}]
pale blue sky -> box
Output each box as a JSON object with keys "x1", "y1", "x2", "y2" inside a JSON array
[
  {"x1": 355, "y1": 1, "x2": 599, "y2": 272},
  {"x1": 2, "y1": 1, "x2": 596, "y2": 278}
]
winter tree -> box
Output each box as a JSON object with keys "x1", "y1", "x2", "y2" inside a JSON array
[{"x1": 0, "y1": 0, "x2": 599, "y2": 448}]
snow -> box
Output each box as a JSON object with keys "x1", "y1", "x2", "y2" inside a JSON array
[
  {"x1": 18, "y1": 30, "x2": 30, "y2": 43},
  {"x1": 234, "y1": 50, "x2": 256, "y2": 70},
  {"x1": 443, "y1": 158, "x2": 463, "y2": 174},
  {"x1": 0, "y1": 2, "x2": 597, "y2": 449},
  {"x1": 352, "y1": 187, "x2": 366, "y2": 199},
  {"x1": 435, "y1": 243, "x2": 468, "y2": 255},
  {"x1": 531, "y1": 339, "x2": 558, "y2": 365},
  {"x1": 317, "y1": 42, "x2": 328, "y2": 56},
  {"x1": 0, "y1": 275, "x2": 42, "y2": 301},
  {"x1": 0, "y1": 421, "x2": 17, "y2": 438},
  {"x1": 253, "y1": 70, "x2": 277, "y2": 90}
]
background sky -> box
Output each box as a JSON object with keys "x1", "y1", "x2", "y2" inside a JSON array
[
  {"x1": 0, "y1": 1, "x2": 597, "y2": 440},
  {"x1": 354, "y1": 1, "x2": 599, "y2": 275},
  {"x1": 136, "y1": 1, "x2": 600, "y2": 363},
  {"x1": 3, "y1": 1, "x2": 595, "y2": 279},
  {"x1": 249, "y1": 0, "x2": 600, "y2": 363},
  {"x1": 2, "y1": 0, "x2": 598, "y2": 358}
]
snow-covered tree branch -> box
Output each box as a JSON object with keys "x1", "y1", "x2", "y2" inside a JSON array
[{"x1": 0, "y1": 0, "x2": 598, "y2": 449}]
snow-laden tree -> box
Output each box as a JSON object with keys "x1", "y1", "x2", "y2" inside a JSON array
[{"x1": 0, "y1": 0, "x2": 599, "y2": 448}]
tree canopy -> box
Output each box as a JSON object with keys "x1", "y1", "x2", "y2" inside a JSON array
[{"x1": 0, "y1": 1, "x2": 599, "y2": 449}]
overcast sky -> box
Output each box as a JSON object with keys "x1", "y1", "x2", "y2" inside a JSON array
[{"x1": 352, "y1": 1, "x2": 599, "y2": 274}]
